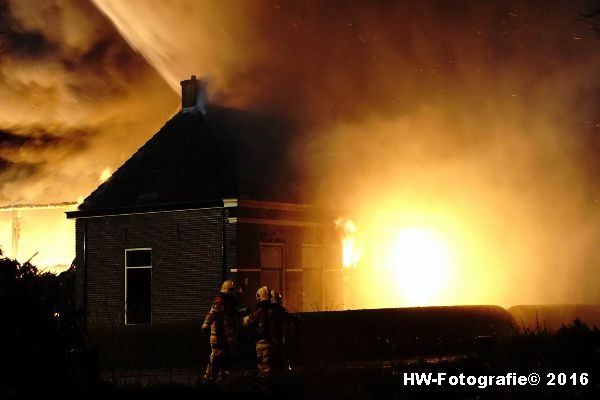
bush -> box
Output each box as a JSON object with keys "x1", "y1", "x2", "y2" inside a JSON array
[{"x1": 0, "y1": 250, "x2": 98, "y2": 390}]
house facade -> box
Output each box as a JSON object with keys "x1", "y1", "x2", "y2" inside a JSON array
[{"x1": 66, "y1": 77, "x2": 343, "y2": 327}]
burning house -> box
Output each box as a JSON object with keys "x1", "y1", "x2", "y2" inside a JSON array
[{"x1": 66, "y1": 76, "x2": 343, "y2": 326}]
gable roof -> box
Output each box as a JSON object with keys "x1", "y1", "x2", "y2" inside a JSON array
[{"x1": 75, "y1": 105, "x2": 303, "y2": 215}]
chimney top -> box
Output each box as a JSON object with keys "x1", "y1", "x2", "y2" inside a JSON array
[{"x1": 180, "y1": 75, "x2": 207, "y2": 114}]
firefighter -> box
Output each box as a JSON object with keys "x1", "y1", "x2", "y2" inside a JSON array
[
  {"x1": 201, "y1": 280, "x2": 242, "y2": 383},
  {"x1": 269, "y1": 289, "x2": 303, "y2": 374},
  {"x1": 243, "y1": 286, "x2": 275, "y2": 380}
]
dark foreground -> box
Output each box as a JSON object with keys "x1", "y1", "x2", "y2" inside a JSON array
[
  {"x1": 5, "y1": 316, "x2": 600, "y2": 400},
  {"x1": 7, "y1": 357, "x2": 600, "y2": 400},
  {"x1": 4, "y1": 256, "x2": 599, "y2": 398}
]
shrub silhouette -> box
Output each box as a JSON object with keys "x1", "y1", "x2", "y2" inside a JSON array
[{"x1": 0, "y1": 249, "x2": 96, "y2": 389}]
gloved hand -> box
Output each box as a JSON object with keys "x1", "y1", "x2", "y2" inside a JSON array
[{"x1": 237, "y1": 306, "x2": 250, "y2": 316}]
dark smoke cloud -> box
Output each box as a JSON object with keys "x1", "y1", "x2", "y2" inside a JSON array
[
  {"x1": 0, "y1": 129, "x2": 63, "y2": 148},
  {"x1": 0, "y1": 0, "x2": 177, "y2": 205},
  {"x1": 0, "y1": 156, "x2": 38, "y2": 184},
  {"x1": 3, "y1": 30, "x2": 54, "y2": 59},
  {"x1": 0, "y1": 125, "x2": 90, "y2": 187}
]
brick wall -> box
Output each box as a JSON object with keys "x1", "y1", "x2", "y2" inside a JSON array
[
  {"x1": 73, "y1": 204, "x2": 343, "y2": 326},
  {"x1": 75, "y1": 208, "x2": 230, "y2": 327}
]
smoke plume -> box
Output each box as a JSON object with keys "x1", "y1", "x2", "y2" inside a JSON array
[
  {"x1": 3, "y1": 0, "x2": 600, "y2": 304},
  {"x1": 0, "y1": 0, "x2": 177, "y2": 266},
  {"x1": 90, "y1": 0, "x2": 600, "y2": 306},
  {"x1": 0, "y1": 0, "x2": 177, "y2": 204}
]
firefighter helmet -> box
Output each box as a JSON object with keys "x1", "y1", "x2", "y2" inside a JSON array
[
  {"x1": 221, "y1": 280, "x2": 241, "y2": 295},
  {"x1": 256, "y1": 286, "x2": 271, "y2": 302},
  {"x1": 271, "y1": 289, "x2": 283, "y2": 304}
]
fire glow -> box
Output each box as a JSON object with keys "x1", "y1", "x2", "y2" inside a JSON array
[
  {"x1": 339, "y1": 218, "x2": 455, "y2": 308},
  {"x1": 0, "y1": 208, "x2": 76, "y2": 271},
  {"x1": 0, "y1": 164, "x2": 116, "y2": 270},
  {"x1": 2, "y1": 0, "x2": 600, "y2": 306},
  {"x1": 336, "y1": 218, "x2": 362, "y2": 269},
  {"x1": 99, "y1": 167, "x2": 112, "y2": 183},
  {"x1": 335, "y1": 195, "x2": 523, "y2": 309},
  {"x1": 386, "y1": 228, "x2": 450, "y2": 306}
]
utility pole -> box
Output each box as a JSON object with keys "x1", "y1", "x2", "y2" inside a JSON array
[{"x1": 10, "y1": 210, "x2": 21, "y2": 259}]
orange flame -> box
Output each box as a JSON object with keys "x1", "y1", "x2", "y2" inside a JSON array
[
  {"x1": 336, "y1": 218, "x2": 362, "y2": 269},
  {"x1": 99, "y1": 167, "x2": 112, "y2": 183},
  {"x1": 335, "y1": 214, "x2": 460, "y2": 308}
]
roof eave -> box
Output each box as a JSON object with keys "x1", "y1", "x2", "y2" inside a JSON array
[{"x1": 65, "y1": 199, "x2": 224, "y2": 219}]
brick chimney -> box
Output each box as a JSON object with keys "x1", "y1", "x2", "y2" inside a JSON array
[{"x1": 180, "y1": 75, "x2": 207, "y2": 114}]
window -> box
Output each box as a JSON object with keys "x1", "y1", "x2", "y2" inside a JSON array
[
  {"x1": 125, "y1": 248, "x2": 152, "y2": 325},
  {"x1": 302, "y1": 245, "x2": 322, "y2": 311},
  {"x1": 260, "y1": 243, "x2": 284, "y2": 293},
  {"x1": 260, "y1": 244, "x2": 284, "y2": 270},
  {"x1": 322, "y1": 270, "x2": 343, "y2": 311},
  {"x1": 285, "y1": 270, "x2": 303, "y2": 312},
  {"x1": 259, "y1": 242, "x2": 305, "y2": 311},
  {"x1": 302, "y1": 245, "x2": 322, "y2": 270}
]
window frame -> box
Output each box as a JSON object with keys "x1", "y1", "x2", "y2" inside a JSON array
[
  {"x1": 259, "y1": 242, "x2": 285, "y2": 294},
  {"x1": 301, "y1": 244, "x2": 323, "y2": 311},
  {"x1": 124, "y1": 248, "x2": 152, "y2": 325}
]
